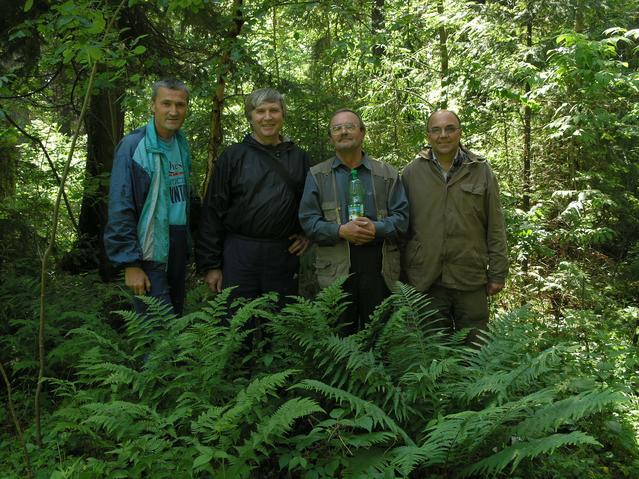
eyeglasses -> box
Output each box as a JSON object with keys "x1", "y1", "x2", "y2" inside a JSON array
[
  {"x1": 330, "y1": 123, "x2": 358, "y2": 133},
  {"x1": 428, "y1": 125, "x2": 460, "y2": 136}
]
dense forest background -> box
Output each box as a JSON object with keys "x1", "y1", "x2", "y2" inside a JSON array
[{"x1": 1, "y1": 0, "x2": 639, "y2": 477}]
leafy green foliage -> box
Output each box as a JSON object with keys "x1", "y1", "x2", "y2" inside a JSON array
[
  {"x1": 2, "y1": 0, "x2": 639, "y2": 477},
  {"x1": 2, "y1": 282, "x2": 636, "y2": 478}
]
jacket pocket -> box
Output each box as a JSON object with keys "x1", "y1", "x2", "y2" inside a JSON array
[
  {"x1": 460, "y1": 182, "x2": 486, "y2": 213},
  {"x1": 404, "y1": 239, "x2": 424, "y2": 269},
  {"x1": 321, "y1": 201, "x2": 339, "y2": 223}
]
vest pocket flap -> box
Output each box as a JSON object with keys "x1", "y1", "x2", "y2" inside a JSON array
[
  {"x1": 316, "y1": 258, "x2": 334, "y2": 270},
  {"x1": 315, "y1": 257, "x2": 339, "y2": 289},
  {"x1": 321, "y1": 201, "x2": 339, "y2": 222},
  {"x1": 461, "y1": 183, "x2": 486, "y2": 195},
  {"x1": 383, "y1": 241, "x2": 399, "y2": 254}
]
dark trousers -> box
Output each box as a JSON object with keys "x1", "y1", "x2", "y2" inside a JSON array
[
  {"x1": 340, "y1": 243, "x2": 390, "y2": 335},
  {"x1": 426, "y1": 284, "x2": 489, "y2": 342},
  {"x1": 134, "y1": 225, "x2": 188, "y2": 316},
  {"x1": 222, "y1": 234, "x2": 300, "y2": 305}
]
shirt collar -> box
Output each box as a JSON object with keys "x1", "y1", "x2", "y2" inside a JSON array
[
  {"x1": 431, "y1": 147, "x2": 463, "y2": 167},
  {"x1": 331, "y1": 151, "x2": 371, "y2": 170}
]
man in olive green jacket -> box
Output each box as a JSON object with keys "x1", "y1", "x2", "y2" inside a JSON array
[{"x1": 401, "y1": 110, "x2": 508, "y2": 338}]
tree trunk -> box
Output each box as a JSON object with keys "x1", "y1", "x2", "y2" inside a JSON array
[
  {"x1": 272, "y1": 5, "x2": 280, "y2": 84},
  {"x1": 574, "y1": 5, "x2": 584, "y2": 33},
  {"x1": 437, "y1": 0, "x2": 449, "y2": 109},
  {"x1": 372, "y1": 0, "x2": 385, "y2": 59},
  {"x1": 522, "y1": 13, "x2": 532, "y2": 212},
  {"x1": 0, "y1": 132, "x2": 16, "y2": 201},
  {"x1": 204, "y1": 0, "x2": 244, "y2": 195},
  {"x1": 61, "y1": 82, "x2": 124, "y2": 279}
]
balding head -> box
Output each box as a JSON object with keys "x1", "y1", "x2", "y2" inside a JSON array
[{"x1": 426, "y1": 110, "x2": 462, "y2": 162}]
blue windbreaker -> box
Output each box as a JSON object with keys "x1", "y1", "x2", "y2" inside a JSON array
[{"x1": 104, "y1": 117, "x2": 192, "y2": 267}]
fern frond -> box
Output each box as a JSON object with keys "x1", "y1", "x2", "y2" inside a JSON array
[
  {"x1": 292, "y1": 379, "x2": 414, "y2": 446},
  {"x1": 316, "y1": 334, "x2": 391, "y2": 393},
  {"x1": 469, "y1": 307, "x2": 540, "y2": 370},
  {"x1": 269, "y1": 291, "x2": 340, "y2": 356},
  {"x1": 200, "y1": 288, "x2": 235, "y2": 321},
  {"x1": 81, "y1": 400, "x2": 158, "y2": 440},
  {"x1": 513, "y1": 389, "x2": 627, "y2": 437},
  {"x1": 192, "y1": 369, "x2": 299, "y2": 444},
  {"x1": 67, "y1": 327, "x2": 131, "y2": 363},
  {"x1": 77, "y1": 361, "x2": 141, "y2": 390},
  {"x1": 49, "y1": 402, "x2": 103, "y2": 440},
  {"x1": 461, "y1": 431, "x2": 601, "y2": 477},
  {"x1": 460, "y1": 345, "x2": 569, "y2": 403},
  {"x1": 341, "y1": 430, "x2": 397, "y2": 448},
  {"x1": 421, "y1": 406, "x2": 509, "y2": 455},
  {"x1": 416, "y1": 388, "x2": 559, "y2": 459},
  {"x1": 122, "y1": 295, "x2": 175, "y2": 351},
  {"x1": 168, "y1": 294, "x2": 277, "y2": 388},
  {"x1": 390, "y1": 442, "x2": 449, "y2": 475},
  {"x1": 313, "y1": 276, "x2": 351, "y2": 319},
  {"x1": 391, "y1": 282, "x2": 440, "y2": 323},
  {"x1": 47, "y1": 377, "x2": 78, "y2": 399},
  {"x1": 341, "y1": 447, "x2": 393, "y2": 478},
  {"x1": 237, "y1": 397, "x2": 324, "y2": 457},
  {"x1": 372, "y1": 283, "x2": 462, "y2": 379},
  {"x1": 399, "y1": 356, "x2": 461, "y2": 409}
]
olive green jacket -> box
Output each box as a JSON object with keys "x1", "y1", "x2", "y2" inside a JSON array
[{"x1": 401, "y1": 147, "x2": 508, "y2": 291}]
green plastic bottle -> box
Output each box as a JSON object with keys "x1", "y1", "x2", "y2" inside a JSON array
[{"x1": 348, "y1": 169, "x2": 365, "y2": 221}]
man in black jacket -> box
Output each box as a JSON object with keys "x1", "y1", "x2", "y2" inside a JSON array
[{"x1": 196, "y1": 88, "x2": 311, "y2": 302}]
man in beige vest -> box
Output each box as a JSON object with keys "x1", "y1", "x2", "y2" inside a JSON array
[
  {"x1": 401, "y1": 110, "x2": 508, "y2": 339},
  {"x1": 299, "y1": 109, "x2": 409, "y2": 334}
]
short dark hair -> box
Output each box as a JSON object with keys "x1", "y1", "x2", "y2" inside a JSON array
[
  {"x1": 427, "y1": 110, "x2": 462, "y2": 129},
  {"x1": 151, "y1": 78, "x2": 189, "y2": 101},
  {"x1": 244, "y1": 88, "x2": 287, "y2": 121},
  {"x1": 328, "y1": 108, "x2": 366, "y2": 136}
]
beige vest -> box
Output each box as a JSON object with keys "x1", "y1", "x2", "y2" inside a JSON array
[{"x1": 309, "y1": 158, "x2": 400, "y2": 290}]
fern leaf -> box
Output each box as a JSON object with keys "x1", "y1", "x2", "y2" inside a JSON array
[
  {"x1": 192, "y1": 369, "x2": 299, "y2": 444},
  {"x1": 513, "y1": 389, "x2": 627, "y2": 437},
  {"x1": 81, "y1": 400, "x2": 158, "y2": 440},
  {"x1": 390, "y1": 442, "x2": 449, "y2": 475},
  {"x1": 341, "y1": 447, "x2": 393, "y2": 478},
  {"x1": 292, "y1": 379, "x2": 415, "y2": 446},
  {"x1": 461, "y1": 431, "x2": 601, "y2": 477},
  {"x1": 239, "y1": 396, "x2": 324, "y2": 455}
]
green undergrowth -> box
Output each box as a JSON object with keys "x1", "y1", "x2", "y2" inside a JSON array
[{"x1": 1, "y1": 278, "x2": 638, "y2": 478}]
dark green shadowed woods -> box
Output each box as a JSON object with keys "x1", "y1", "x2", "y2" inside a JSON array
[{"x1": 1, "y1": 0, "x2": 639, "y2": 477}]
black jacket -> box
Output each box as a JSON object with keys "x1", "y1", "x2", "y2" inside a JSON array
[{"x1": 196, "y1": 134, "x2": 311, "y2": 272}]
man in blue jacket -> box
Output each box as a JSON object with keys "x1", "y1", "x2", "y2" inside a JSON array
[{"x1": 104, "y1": 78, "x2": 193, "y2": 315}]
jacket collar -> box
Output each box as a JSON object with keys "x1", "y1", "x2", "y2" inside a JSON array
[
  {"x1": 243, "y1": 132, "x2": 294, "y2": 151},
  {"x1": 145, "y1": 117, "x2": 186, "y2": 153},
  {"x1": 415, "y1": 145, "x2": 484, "y2": 164}
]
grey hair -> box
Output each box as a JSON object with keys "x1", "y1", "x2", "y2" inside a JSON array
[
  {"x1": 244, "y1": 88, "x2": 287, "y2": 121},
  {"x1": 328, "y1": 108, "x2": 366, "y2": 136},
  {"x1": 151, "y1": 78, "x2": 189, "y2": 101}
]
